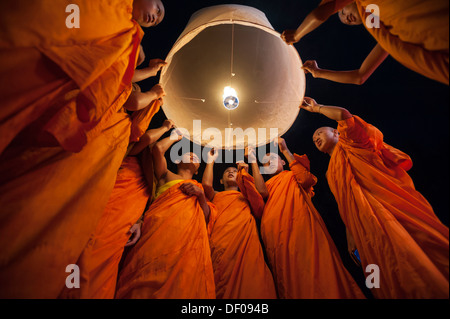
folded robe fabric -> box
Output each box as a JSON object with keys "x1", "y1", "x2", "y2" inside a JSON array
[
  {"x1": 115, "y1": 180, "x2": 216, "y2": 299},
  {"x1": 208, "y1": 170, "x2": 277, "y2": 299},
  {"x1": 59, "y1": 156, "x2": 151, "y2": 299},
  {"x1": 0, "y1": 1, "x2": 149, "y2": 298},
  {"x1": 0, "y1": 0, "x2": 143, "y2": 154},
  {"x1": 261, "y1": 154, "x2": 366, "y2": 299},
  {"x1": 330, "y1": 0, "x2": 449, "y2": 84},
  {"x1": 327, "y1": 115, "x2": 449, "y2": 298}
]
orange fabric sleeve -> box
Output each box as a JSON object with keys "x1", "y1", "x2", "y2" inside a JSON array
[
  {"x1": 236, "y1": 168, "x2": 265, "y2": 219},
  {"x1": 289, "y1": 154, "x2": 318, "y2": 197},
  {"x1": 338, "y1": 115, "x2": 413, "y2": 170}
]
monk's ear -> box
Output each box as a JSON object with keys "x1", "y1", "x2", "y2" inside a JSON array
[
  {"x1": 220, "y1": 179, "x2": 224, "y2": 185},
  {"x1": 281, "y1": 159, "x2": 286, "y2": 166},
  {"x1": 333, "y1": 129, "x2": 339, "y2": 137}
]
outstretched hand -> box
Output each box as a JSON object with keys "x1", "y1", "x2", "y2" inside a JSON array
[
  {"x1": 207, "y1": 148, "x2": 219, "y2": 164},
  {"x1": 300, "y1": 97, "x2": 319, "y2": 112},
  {"x1": 274, "y1": 137, "x2": 288, "y2": 153},
  {"x1": 148, "y1": 58, "x2": 167, "y2": 76},
  {"x1": 237, "y1": 161, "x2": 249, "y2": 173},
  {"x1": 281, "y1": 29, "x2": 300, "y2": 45},
  {"x1": 244, "y1": 146, "x2": 257, "y2": 163},
  {"x1": 302, "y1": 60, "x2": 321, "y2": 77}
]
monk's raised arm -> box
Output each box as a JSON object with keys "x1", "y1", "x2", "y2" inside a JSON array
[
  {"x1": 152, "y1": 131, "x2": 182, "y2": 181},
  {"x1": 302, "y1": 44, "x2": 389, "y2": 85},
  {"x1": 245, "y1": 147, "x2": 269, "y2": 201},
  {"x1": 300, "y1": 97, "x2": 352, "y2": 121},
  {"x1": 202, "y1": 149, "x2": 218, "y2": 202}
]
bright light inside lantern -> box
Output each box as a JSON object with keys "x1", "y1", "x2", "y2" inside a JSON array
[{"x1": 223, "y1": 86, "x2": 239, "y2": 110}]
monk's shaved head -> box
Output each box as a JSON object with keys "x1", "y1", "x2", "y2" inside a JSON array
[
  {"x1": 313, "y1": 127, "x2": 339, "y2": 155},
  {"x1": 338, "y1": 2, "x2": 363, "y2": 26}
]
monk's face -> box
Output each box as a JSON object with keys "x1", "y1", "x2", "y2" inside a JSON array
[
  {"x1": 178, "y1": 152, "x2": 200, "y2": 171},
  {"x1": 338, "y1": 3, "x2": 363, "y2": 26},
  {"x1": 221, "y1": 167, "x2": 238, "y2": 187},
  {"x1": 313, "y1": 127, "x2": 339, "y2": 153},
  {"x1": 133, "y1": 0, "x2": 165, "y2": 27},
  {"x1": 262, "y1": 153, "x2": 285, "y2": 175}
]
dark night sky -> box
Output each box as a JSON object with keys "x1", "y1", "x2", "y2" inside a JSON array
[{"x1": 137, "y1": 0, "x2": 449, "y2": 295}]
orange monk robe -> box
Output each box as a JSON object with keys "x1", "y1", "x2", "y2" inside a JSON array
[
  {"x1": 115, "y1": 180, "x2": 217, "y2": 299},
  {"x1": 261, "y1": 154, "x2": 365, "y2": 299},
  {"x1": 332, "y1": 0, "x2": 449, "y2": 84},
  {"x1": 327, "y1": 116, "x2": 449, "y2": 299},
  {"x1": 59, "y1": 156, "x2": 151, "y2": 299},
  {"x1": 208, "y1": 169, "x2": 277, "y2": 299},
  {"x1": 0, "y1": 95, "x2": 160, "y2": 299},
  {"x1": 0, "y1": 0, "x2": 142, "y2": 154}
]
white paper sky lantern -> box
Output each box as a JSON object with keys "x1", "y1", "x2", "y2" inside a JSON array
[{"x1": 160, "y1": 5, "x2": 306, "y2": 149}]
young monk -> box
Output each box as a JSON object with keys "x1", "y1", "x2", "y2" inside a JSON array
[
  {"x1": 0, "y1": 0, "x2": 166, "y2": 298},
  {"x1": 254, "y1": 139, "x2": 365, "y2": 299},
  {"x1": 301, "y1": 96, "x2": 449, "y2": 298},
  {"x1": 115, "y1": 133, "x2": 216, "y2": 299},
  {"x1": 201, "y1": 149, "x2": 277, "y2": 299},
  {"x1": 59, "y1": 120, "x2": 175, "y2": 299},
  {"x1": 281, "y1": 0, "x2": 449, "y2": 85}
]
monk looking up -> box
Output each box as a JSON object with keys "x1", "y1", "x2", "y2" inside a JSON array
[
  {"x1": 59, "y1": 120, "x2": 176, "y2": 299},
  {"x1": 301, "y1": 96, "x2": 449, "y2": 298},
  {"x1": 201, "y1": 149, "x2": 277, "y2": 299},
  {"x1": 254, "y1": 138, "x2": 365, "y2": 299},
  {"x1": 115, "y1": 133, "x2": 216, "y2": 299}
]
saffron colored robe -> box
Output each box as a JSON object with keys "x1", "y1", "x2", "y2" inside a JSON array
[
  {"x1": 261, "y1": 154, "x2": 365, "y2": 299},
  {"x1": 59, "y1": 156, "x2": 151, "y2": 299},
  {"x1": 115, "y1": 180, "x2": 217, "y2": 299},
  {"x1": 331, "y1": 0, "x2": 449, "y2": 84},
  {"x1": 208, "y1": 169, "x2": 277, "y2": 299},
  {"x1": 0, "y1": 0, "x2": 153, "y2": 298},
  {"x1": 327, "y1": 116, "x2": 449, "y2": 298}
]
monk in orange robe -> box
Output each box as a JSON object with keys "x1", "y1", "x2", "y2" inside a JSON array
[
  {"x1": 115, "y1": 134, "x2": 216, "y2": 299},
  {"x1": 201, "y1": 149, "x2": 277, "y2": 299},
  {"x1": 282, "y1": 0, "x2": 449, "y2": 85},
  {"x1": 301, "y1": 97, "x2": 449, "y2": 298},
  {"x1": 0, "y1": 0, "x2": 165, "y2": 298},
  {"x1": 254, "y1": 138, "x2": 365, "y2": 299},
  {"x1": 59, "y1": 120, "x2": 175, "y2": 299}
]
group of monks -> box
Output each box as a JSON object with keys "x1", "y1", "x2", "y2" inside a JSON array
[{"x1": 0, "y1": 0, "x2": 448, "y2": 299}]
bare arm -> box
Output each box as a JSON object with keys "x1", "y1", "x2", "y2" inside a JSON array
[
  {"x1": 245, "y1": 147, "x2": 269, "y2": 200},
  {"x1": 303, "y1": 44, "x2": 389, "y2": 85},
  {"x1": 123, "y1": 84, "x2": 165, "y2": 111},
  {"x1": 202, "y1": 149, "x2": 218, "y2": 201},
  {"x1": 132, "y1": 59, "x2": 167, "y2": 83},
  {"x1": 128, "y1": 120, "x2": 175, "y2": 156},
  {"x1": 301, "y1": 97, "x2": 352, "y2": 121},
  {"x1": 152, "y1": 131, "x2": 182, "y2": 182},
  {"x1": 281, "y1": 1, "x2": 338, "y2": 44}
]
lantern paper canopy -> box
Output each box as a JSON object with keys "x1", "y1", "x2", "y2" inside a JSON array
[{"x1": 160, "y1": 5, "x2": 306, "y2": 150}]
